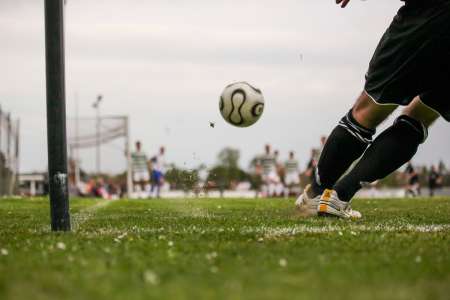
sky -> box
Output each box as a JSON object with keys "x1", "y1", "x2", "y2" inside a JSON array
[{"x1": 1, "y1": 0, "x2": 449, "y2": 174}]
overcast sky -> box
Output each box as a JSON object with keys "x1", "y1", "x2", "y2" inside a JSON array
[{"x1": 1, "y1": 0, "x2": 449, "y2": 173}]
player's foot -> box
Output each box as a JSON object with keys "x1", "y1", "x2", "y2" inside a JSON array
[
  {"x1": 295, "y1": 184, "x2": 320, "y2": 217},
  {"x1": 317, "y1": 189, "x2": 362, "y2": 219}
]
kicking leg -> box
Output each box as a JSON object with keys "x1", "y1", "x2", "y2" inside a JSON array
[
  {"x1": 329, "y1": 97, "x2": 439, "y2": 213},
  {"x1": 296, "y1": 92, "x2": 395, "y2": 215},
  {"x1": 311, "y1": 91, "x2": 396, "y2": 196}
]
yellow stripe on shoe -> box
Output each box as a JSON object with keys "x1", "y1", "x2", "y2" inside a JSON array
[
  {"x1": 322, "y1": 189, "x2": 332, "y2": 200},
  {"x1": 318, "y1": 189, "x2": 332, "y2": 213}
]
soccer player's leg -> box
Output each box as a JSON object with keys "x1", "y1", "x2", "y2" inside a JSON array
[
  {"x1": 300, "y1": 0, "x2": 449, "y2": 217},
  {"x1": 268, "y1": 171, "x2": 280, "y2": 198},
  {"x1": 313, "y1": 92, "x2": 396, "y2": 195},
  {"x1": 323, "y1": 97, "x2": 440, "y2": 218},
  {"x1": 285, "y1": 173, "x2": 299, "y2": 198},
  {"x1": 261, "y1": 174, "x2": 269, "y2": 198},
  {"x1": 296, "y1": 92, "x2": 395, "y2": 216},
  {"x1": 155, "y1": 171, "x2": 163, "y2": 198},
  {"x1": 317, "y1": 0, "x2": 449, "y2": 218},
  {"x1": 149, "y1": 170, "x2": 159, "y2": 198},
  {"x1": 132, "y1": 171, "x2": 148, "y2": 199},
  {"x1": 283, "y1": 180, "x2": 290, "y2": 198}
]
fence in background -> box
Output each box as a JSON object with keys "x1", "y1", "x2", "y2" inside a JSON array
[{"x1": 0, "y1": 106, "x2": 20, "y2": 196}]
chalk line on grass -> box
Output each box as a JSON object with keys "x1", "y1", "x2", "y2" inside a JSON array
[
  {"x1": 76, "y1": 223, "x2": 450, "y2": 238},
  {"x1": 71, "y1": 199, "x2": 117, "y2": 231},
  {"x1": 167, "y1": 203, "x2": 214, "y2": 219}
]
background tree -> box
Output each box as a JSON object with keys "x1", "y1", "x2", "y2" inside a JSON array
[
  {"x1": 207, "y1": 147, "x2": 249, "y2": 193},
  {"x1": 165, "y1": 165, "x2": 199, "y2": 193}
]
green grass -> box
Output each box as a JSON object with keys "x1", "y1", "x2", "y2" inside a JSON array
[{"x1": 0, "y1": 197, "x2": 449, "y2": 300}]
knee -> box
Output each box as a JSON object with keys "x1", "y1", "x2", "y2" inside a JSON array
[
  {"x1": 402, "y1": 97, "x2": 440, "y2": 128},
  {"x1": 351, "y1": 91, "x2": 396, "y2": 129},
  {"x1": 338, "y1": 109, "x2": 376, "y2": 145},
  {"x1": 394, "y1": 115, "x2": 428, "y2": 144}
]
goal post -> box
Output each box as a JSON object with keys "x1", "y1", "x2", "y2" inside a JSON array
[
  {"x1": 67, "y1": 115, "x2": 133, "y2": 197},
  {"x1": 125, "y1": 116, "x2": 133, "y2": 198},
  {"x1": 44, "y1": 0, "x2": 71, "y2": 231},
  {"x1": 0, "y1": 108, "x2": 20, "y2": 196}
]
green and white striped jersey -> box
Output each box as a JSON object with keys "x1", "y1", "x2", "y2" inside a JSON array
[
  {"x1": 131, "y1": 151, "x2": 148, "y2": 173},
  {"x1": 259, "y1": 154, "x2": 276, "y2": 175},
  {"x1": 285, "y1": 159, "x2": 299, "y2": 174}
]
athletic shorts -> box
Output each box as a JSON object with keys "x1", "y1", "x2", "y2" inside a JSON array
[
  {"x1": 365, "y1": 0, "x2": 450, "y2": 121},
  {"x1": 133, "y1": 170, "x2": 150, "y2": 182},
  {"x1": 151, "y1": 170, "x2": 164, "y2": 184},
  {"x1": 408, "y1": 174, "x2": 420, "y2": 185},
  {"x1": 262, "y1": 171, "x2": 280, "y2": 184},
  {"x1": 285, "y1": 172, "x2": 300, "y2": 185}
]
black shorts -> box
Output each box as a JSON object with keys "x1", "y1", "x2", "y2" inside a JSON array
[
  {"x1": 409, "y1": 175, "x2": 419, "y2": 185},
  {"x1": 365, "y1": 0, "x2": 450, "y2": 121}
]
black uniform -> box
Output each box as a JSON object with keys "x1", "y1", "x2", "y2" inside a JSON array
[
  {"x1": 428, "y1": 169, "x2": 441, "y2": 196},
  {"x1": 405, "y1": 163, "x2": 419, "y2": 184},
  {"x1": 365, "y1": 0, "x2": 450, "y2": 121}
]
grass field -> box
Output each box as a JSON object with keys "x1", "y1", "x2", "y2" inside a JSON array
[{"x1": 0, "y1": 197, "x2": 449, "y2": 300}]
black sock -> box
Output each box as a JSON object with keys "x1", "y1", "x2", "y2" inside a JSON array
[
  {"x1": 311, "y1": 110, "x2": 375, "y2": 196},
  {"x1": 334, "y1": 115, "x2": 427, "y2": 201}
]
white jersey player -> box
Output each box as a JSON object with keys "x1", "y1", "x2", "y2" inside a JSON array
[
  {"x1": 258, "y1": 144, "x2": 280, "y2": 197},
  {"x1": 284, "y1": 151, "x2": 300, "y2": 197},
  {"x1": 131, "y1": 141, "x2": 150, "y2": 198}
]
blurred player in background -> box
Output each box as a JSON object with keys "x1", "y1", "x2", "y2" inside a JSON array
[
  {"x1": 273, "y1": 150, "x2": 285, "y2": 196},
  {"x1": 404, "y1": 161, "x2": 421, "y2": 197},
  {"x1": 258, "y1": 144, "x2": 280, "y2": 197},
  {"x1": 131, "y1": 141, "x2": 150, "y2": 198},
  {"x1": 318, "y1": 135, "x2": 327, "y2": 154},
  {"x1": 305, "y1": 149, "x2": 318, "y2": 183},
  {"x1": 284, "y1": 151, "x2": 301, "y2": 197},
  {"x1": 428, "y1": 165, "x2": 442, "y2": 197},
  {"x1": 438, "y1": 160, "x2": 447, "y2": 175},
  {"x1": 304, "y1": 136, "x2": 327, "y2": 185},
  {"x1": 150, "y1": 146, "x2": 166, "y2": 198}
]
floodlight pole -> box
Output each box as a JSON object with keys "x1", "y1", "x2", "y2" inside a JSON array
[
  {"x1": 125, "y1": 116, "x2": 133, "y2": 198},
  {"x1": 74, "y1": 92, "x2": 81, "y2": 186},
  {"x1": 0, "y1": 107, "x2": 2, "y2": 191},
  {"x1": 93, "y1": 94, "x2": 103, "y2": 175},
  {"x1": 44, "y1": 0, "x2": 71, "y2": 231},
  {"x1": 0, "y1": 106, "x2": 2, "y2": 151}
]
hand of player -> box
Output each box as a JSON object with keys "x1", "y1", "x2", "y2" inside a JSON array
[{"x1": 336, "y1": 0, "x2": 351, "y2": 8}]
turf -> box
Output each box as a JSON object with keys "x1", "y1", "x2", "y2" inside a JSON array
[{"x1": 0, "y1": 197, "x2": 449, "y2": 300}]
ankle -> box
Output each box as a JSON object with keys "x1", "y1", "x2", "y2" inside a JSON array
[{"x1": 310, "y1": 181, "x2": 324, "y2": 198}]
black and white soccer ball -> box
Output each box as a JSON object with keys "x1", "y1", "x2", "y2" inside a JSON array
[{"x1": 219, "y1": 82, "x2": 265, "y2": 127}]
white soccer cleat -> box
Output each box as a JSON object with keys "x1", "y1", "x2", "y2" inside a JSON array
[
  {"x1": 317, "y1": 189, "x2": 362, "y2": 219},
  {"x1": 295, "y1": 184, "x2": 320, "y2": 217}
]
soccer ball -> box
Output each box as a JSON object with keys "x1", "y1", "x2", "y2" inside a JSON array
[{"x1": 219, "y1": 82, "x2": 265, "y2": 127}]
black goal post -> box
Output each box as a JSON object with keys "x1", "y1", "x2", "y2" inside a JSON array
[{"x1": 44, "y1": 0, "x2": 71, "y2": 231}]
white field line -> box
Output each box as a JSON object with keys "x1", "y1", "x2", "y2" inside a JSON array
[
  {"x1": 160, "y1": 202, "x2": 215, "y2": 219},
  {"x1": 71, "y1": 199, "x2": 117, "y2": 231},
  {"x1": 249, "y1": 224, "x2": 450, "y2": 239},
  {"x1": 78, "y1": 223, "x2": 450, "y2": 238}
]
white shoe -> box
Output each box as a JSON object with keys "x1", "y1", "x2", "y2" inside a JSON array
[
  {"x1": 317, "y1": 189, "x2": 362, "y2": 219},
  {"x1": 295, "y1": 184, "x2": 320, "y2": 217}
]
